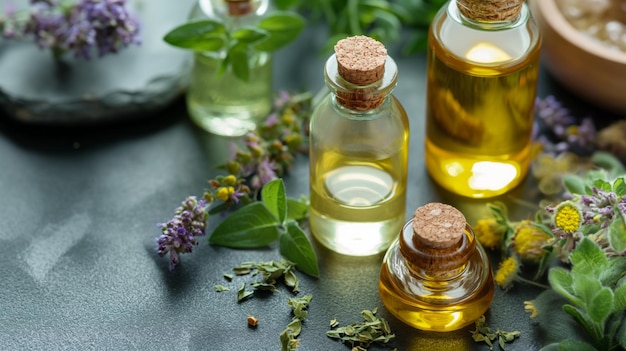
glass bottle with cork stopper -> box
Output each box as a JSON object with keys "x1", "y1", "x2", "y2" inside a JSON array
[
  {"x1": 424, "y1": 0, "x2": 541, "y2": 198},
  {"x1": 187, "y1": 0, "x2": 272, "y2": 137},
  {"x1": 379, "y1": 202, "x2": 495, "y2": 331},
  {"x1": 309, "y1": 36, "x2": 410, "y2": 256}
]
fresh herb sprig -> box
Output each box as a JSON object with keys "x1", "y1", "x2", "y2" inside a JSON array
[{"x1": 164, "y1": 11, "x2": 305, "y2": 81}]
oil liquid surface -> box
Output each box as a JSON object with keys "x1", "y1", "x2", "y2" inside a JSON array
[
  {"x1": 186, "y1": 51, "x2": 272, "y2": 136},
  {"x1": 379, "y1": 242, "x2": 495, "y2": 331},
  {"x1": 310, "y1": 159, "x2": 406, "y2": 256},
  {"x1": 425, "y1": 23, "x2": 540, "y2": 198}
]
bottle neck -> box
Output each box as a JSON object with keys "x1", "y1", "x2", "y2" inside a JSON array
[
  {"x1": 454, "y1": 0, "x2": 523, "y2": 29},
  {"x1": 324, "y1": 54, "x2": 398, "y2": 112}
]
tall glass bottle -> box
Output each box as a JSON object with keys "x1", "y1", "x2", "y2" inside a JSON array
[
  {"x1": 424, "y1": 0, "x2": 541, "y2": 198},
  {"x1": 187, "y1": 0, "x2": 272, "y2": 137},
  {"x1": 309, "y1": 36, "x2": 410, "y2": 256}
]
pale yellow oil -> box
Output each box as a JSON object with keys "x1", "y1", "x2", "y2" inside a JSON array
[
  {"x1": 425, "y1": 9, "x2": 541, "y2": 198},
  {"x1": 309, "y1": 155, "x2": 406, "y2": 256},
  {"x1": 186, "y1": 50, "x2": 272, "y2": 137}
]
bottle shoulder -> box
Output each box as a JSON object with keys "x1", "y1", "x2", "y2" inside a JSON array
[{"x1": 430, "y1": 1, "x2": 541, "y2": 68}]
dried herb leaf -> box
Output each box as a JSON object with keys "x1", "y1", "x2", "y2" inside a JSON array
[
  {"x1": 280, "y1": 294, "x2": 312, "y2": 351},
  {"x1": 237, "y1": 282, "x2": 254, "y2": 302},
  {"x1": 223, "y1": 273, "x2": 234, "y2": 281},
  {"x1": 326, "y1": 308, "x2": 395, "y2": 349},
  {"x1": 214, "y1": 285, "x2": 230, "y2": 292},
  {"x1": 471, "y1": 315, "x2": 520, "y2": 350}
]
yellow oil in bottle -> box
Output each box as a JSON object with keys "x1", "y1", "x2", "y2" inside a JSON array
[
  {"x1": 309, "y1": 153, "x2": 407, "y2": 256},
  {"x1": 378, "y1": 207, "x2": 495, "y2": 332},
  {"x1": 425, "y1": 2, "x2": 541, "y2": 198}
]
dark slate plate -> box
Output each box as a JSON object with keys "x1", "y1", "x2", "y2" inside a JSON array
[{"x1": 0, "y1": 0, "x2": 195, "y2": 124}]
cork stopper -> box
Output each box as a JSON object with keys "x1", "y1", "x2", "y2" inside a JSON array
[
  {"x1": 334, "y1": 36, "x2": 387, "y2": 85},
  {"x1": 331, "y1": 36, "x2": 389, "y2": 111},
  {"x1": 456, "y1": 0, "x2": 523, "y2": 22},
  {"x1": 399, "y1": 203, "x2": 475, "y2": 279},
  {"x1": 412, "y1": 203, "x2": 465, "y2": 249},
  {"x1": 226, "y1": 0, "x2": 253, "y2": 16}
]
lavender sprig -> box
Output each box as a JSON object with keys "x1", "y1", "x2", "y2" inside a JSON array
[
  {"x1": 2, "y1": 0, "x2": 140, "y2": 59},
  {"x1": 156, "y1": 196, "x2": 208, "y2": 271}
]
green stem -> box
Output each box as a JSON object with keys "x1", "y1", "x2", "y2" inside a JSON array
[{"x1": 516, "y1": 276, "x2": 550, "y2": 290}]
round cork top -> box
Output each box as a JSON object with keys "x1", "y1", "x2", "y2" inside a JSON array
[
  {"x1": 334, "y1": 36, "x2": 387, "y2": 85},
  {"x1": 412, "y1": 203, "x2": 466, "y2": 249},
  {"x1": 456, "y1": 0, "x2": 523, "y2": 22}
]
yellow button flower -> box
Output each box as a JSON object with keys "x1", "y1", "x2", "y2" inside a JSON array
[
  {"x1": 473, "y1": 218, "x2": 504, "y2": 250},
  {"x1": 553, "y1": 201, "x2": 582, "y2": 233},
  {"x1": 513, "y1": 220, "x2": 551, "y2": 261},
  {"x1": 494, "y1": 256, "x2": 520, "y2": 290}
]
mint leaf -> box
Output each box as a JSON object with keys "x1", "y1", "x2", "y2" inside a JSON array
[
  {"x1": 164, "y1": 20, "x2": 226, "y2": 51},
  {"x1": 608, "y1": 212, "x2": 626, "y2": 254},
  {"x1": 570, "y1": 238, "x2": 607, "y2": 277},
  {"x1": 209, "y1": 202, "x2": 280, "y2": 248},
  {"x1": 614, "y1": 284, "x2": 626, "y2": 311},
  {"x1": 232, "y1": 26, "x2": 268, "y2": 44},
  {"x1": 588, "y1": 287, "x2": 613, "y2": 324},
  {"x1": 562, "y1": 174, "x2": 586, "y2": 196},
  {"x1": 280, "y1": 221, "x2": 319, "y2": 277},
  {"x1": 599, "y1": 257, "x2": 626, "y2": 288},
  {"x1": 555, "y1": 339, "x2": 599, "y2": 351},
  {"x1": 549, "y1": 268, "x2": 583, "y2": 307},
  {"x1": 286, "y1": 197, "x2": 308, "y2": 221},
  {"x1": 262, "y1": 179, "x2": 287, "y2": 224},
  {"x1": 593, "y1": 178, "x2": 613, "y2": 193},
  {"x1": 227, "y1": 42, "x2": 250, "y2": 81},
  {"x1": 255, "y1": 12, "x2": 305, "y2": 51},
  {"x1": 613, "y1": 177, "x2": 626, "y2": 197}
]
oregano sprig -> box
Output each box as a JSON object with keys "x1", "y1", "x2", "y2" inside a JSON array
[{"x1": 210, "y1": 179, "x2": 319, "y2": 277}]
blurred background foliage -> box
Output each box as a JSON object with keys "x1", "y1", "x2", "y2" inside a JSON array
[{"x1": 274, "y1": 0, "x2": 448, "y2": 55}]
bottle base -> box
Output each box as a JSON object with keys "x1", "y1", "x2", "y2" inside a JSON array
[
  {"x1": 424, "y1": 139, "x2": 530, "y2": 198},
  {"x1": 310, "y1": 209, "x2": 403, "y2": 256}
]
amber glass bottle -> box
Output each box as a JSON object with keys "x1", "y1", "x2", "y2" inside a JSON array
[
  {"x1": 425, "y1": 0, "x2": 541, "y2": 198},
  {"x1": 309, "y1": 36, "x2": 410, "y2": 256},
  {"x1": 379, "y1": 203, "x2": 494, "y2": 331},
  {"x1": 187, "y1": 0, "x2": 272, "y2": 137}
]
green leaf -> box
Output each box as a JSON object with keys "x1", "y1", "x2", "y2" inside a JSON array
[
  {"x1": 608, "y1": 212, "x2": 626, "y2": 254},
  {"x1": 562, "y1": 304, "x2": 601, "y2": 342},
  {"x1": 570, "y1": 238, "x2": 608, "y2": 277},
  {"x1": 209, "y1": 202, "x2": 280, "y2": 248},
  {"x1": 232, "y1": 26, "x2": 269, "y2": 44},
  {"x1": 262, "y1": 179, "x2": 287, "y2": 224},
  {"x1": 613, "y1": 177, "x2": 626, "y2": 197},
  {"x1": 614, "y1": 284, "x2": 626, "y2": 311},
  {"x1": 592, "y1": 151, "x2": 626, "y2": 176},
  {"x1": 588, "y1": 287, "x2": 613, "y2": 324},
  {"x1": 286, "y1": 197, "x2": 308, "y2": 221},
  {"x1": 572, "y1": 274, "x2": 602, "y2": 307},
  {"x1": 563, "y1": 174, "x2": 586, "y2": 196},
  {"x1": 280, "y1": 221, "x2": 319, "y2": 277},
  {"x1": 593, "y1": 178, "x2": 613, "y2": 193},
  {"x1": 163, "y1": 20, "x2": 226, "y2": 51},
  {"x1": 549, "y1": 268, "x2": 583, "y2": 307},
  {"x1": 255, "y1": 12, "x2": 306, "y2": 51},
  {"x1": 619, "y1": 316, "x2": 626, "y2": 348},
  {"x1": 227, "y1": 42, "x2": 250, "y2": 81},
  {"x1": 599, "y1": 257, "x2": 626, "y2": 288}
]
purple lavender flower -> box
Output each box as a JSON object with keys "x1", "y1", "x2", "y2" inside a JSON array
[
  {"x1": 156, "y1": 196, "x2": 208, "y2": 271},
  {"x1": 257, "y1": 158, "x2": 277, "y2": 187},
  {"x1": 21, "y1": 0, "x2": 140, "y2": 59}
]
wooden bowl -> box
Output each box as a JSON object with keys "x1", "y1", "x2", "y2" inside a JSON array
[{"x1": 529, "y1": 0, "x2": 626, "y2": 114}]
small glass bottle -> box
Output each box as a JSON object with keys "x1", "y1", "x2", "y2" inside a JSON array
[
  {"x1": 379, "y1": 202, "x2": 494, "y2": 332},
  {"x1": 187, "y1": 0, "x2": 272, "y2": 137},
  {"x1": 309, "y1": 36, "x2": 410, "y2": 256},
  {"x1": 424, "y1": 0, "x2": 541, "y2": 198}
]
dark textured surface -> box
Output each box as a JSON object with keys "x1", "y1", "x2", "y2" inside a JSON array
[{"x1": 0, "y1": 22, "x2": 620, "y2": 351}]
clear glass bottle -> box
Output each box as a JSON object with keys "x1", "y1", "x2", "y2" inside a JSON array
[
  {"x1": 309, "y1": 36, "x2": 410, "y2": 256},
  {"x1": 424, "y1": 0, "x2": 541, "y2": 198},
  {"x1": 379, "y1": 202, "x2": 494, "y2": 332},
  {"x1": 187, "y1": 0, "x2": 272, "y2": 137}
]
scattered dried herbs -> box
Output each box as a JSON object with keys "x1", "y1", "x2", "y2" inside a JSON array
[
  {"x1": 470, "y1": 315, "x2": 520, "y2": 350},
  {"x1": 280, "y1": 295, "x2": 312, "y2": 351},
  {"x1": 326, "y1": 308, "x2": 395, "y2": 350},
  {"x1": 214, "y1": 285, "x2": 230, "y2": 292}
]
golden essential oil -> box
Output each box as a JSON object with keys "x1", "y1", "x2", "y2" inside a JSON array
[
  {"x1": 425, "y1": 0, "x2": 541, "y2": 198},
  {"x1": 379, "y1": 203, "x2": 495, "y2": 331},
  {"x1": 309, "y1": 36, "x2": 409, "y2": 256}
]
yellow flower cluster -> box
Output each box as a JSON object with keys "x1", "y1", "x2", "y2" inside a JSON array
[
  {"x1": 473, "y1": 218, "x2": 504, "y2": 250},
  {"x1": 513, "y1": 220, "x2": 551, "y2": 261},
  {"x1": 553, "y1": 201, "x2": 582, "y2": 233},
  {"x1": 494, "y1": 256, "x2": 520, "y2": 290}
]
